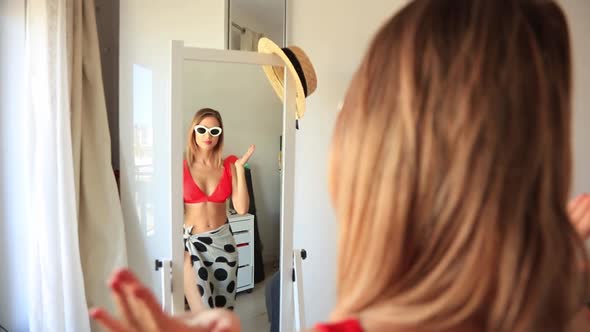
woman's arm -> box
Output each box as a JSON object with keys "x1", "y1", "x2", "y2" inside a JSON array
[
  {"x1": 230, "y1": 164, "x2": 249, "y2": 215},
  {"x1": 231, "y1": 145, "x2": 255, "y2": 215}
]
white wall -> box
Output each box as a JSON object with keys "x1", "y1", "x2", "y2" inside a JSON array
[
  {"x1": 288, "y1": 0, "x2": 407, "y2": 325},
  {"x1": 560, "y1": 0, "x2": 590, "y2": 196},
  {"x1": 289, "y1": 0, "x2": 590, "y2": 326},
  {"x1": 182, "y1": 61, "x2": 283, "y2": 263},
  {"x1": 0, "y1": 0, "x2": 29, "y2": 331},
  {"x1": 119, "y1": 0, "x2": 227, "y2": 301}
]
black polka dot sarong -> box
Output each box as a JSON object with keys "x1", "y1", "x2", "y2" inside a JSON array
[{"x1": 184, "y1": 223, "x2": 238, "y2": 309}]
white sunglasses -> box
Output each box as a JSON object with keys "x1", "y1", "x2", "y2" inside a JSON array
[{"x1": 194, "y1": 125, "x2": 222, "y2": 137}]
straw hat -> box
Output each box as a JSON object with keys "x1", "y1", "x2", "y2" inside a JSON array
[{"x1": 258, "y1": 37, "x2": 317, "y2": 119}]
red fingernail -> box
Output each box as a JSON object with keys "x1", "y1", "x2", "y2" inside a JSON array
[
  {"x1": 111, "y1": 279, "x2": 124, "y2": 292},
  {"x1": 108, "y1": 274, "x2": 120, "y2": 288},
  {"x1": 108, "y1": 274, "x2": 119, "y2": 287},
  {"x1": 109, "y1": 269, "x2": 133, "y2": 289},
  {"x1": 89, "y1": 308, "x2": 102, "y2": 318},
  {"x1": 120, "y1": 271, "x2": 138, "y2": 285},
  {"x1": 132, "y1": 285, "x2": 146, "y2": 298},
  {"x1": 115, "y1": 269, "x2": 132, "y2": 280}
]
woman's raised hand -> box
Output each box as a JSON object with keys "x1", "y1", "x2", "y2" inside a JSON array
[
  {"x1": 235, "y1": 145, "x2": 255, "y2": 169},
  {"x1": 90, "y1": 269, "x2": 241, "y2": 332}
]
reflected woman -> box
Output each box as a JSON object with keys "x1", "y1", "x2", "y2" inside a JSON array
[{"x1": 183, "y1": 108, "x2": 254, "y2": 312}]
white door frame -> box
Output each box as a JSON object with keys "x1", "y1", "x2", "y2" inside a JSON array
[{"x1": 170, "y1": 40, "x2": 297, "y2": 332}]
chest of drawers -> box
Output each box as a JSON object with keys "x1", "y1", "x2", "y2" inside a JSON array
[{"x1": 228, "y1": 213, "x2": 255, "y2": 293}]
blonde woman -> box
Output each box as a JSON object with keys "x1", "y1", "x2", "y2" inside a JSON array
[
  {"x1": 91, "y1": 1, "x2": 590, "y2": 331},
  {"x1": 182, "y1": 108, "x2": 254, "y2": 312}
]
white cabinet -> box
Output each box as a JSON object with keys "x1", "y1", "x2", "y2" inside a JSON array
[{"x1": 228, "y1": 213, "x2": 255, "y2": 292}]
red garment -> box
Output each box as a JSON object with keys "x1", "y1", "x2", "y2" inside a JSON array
[
  {"x1": 183, "y1": 155, "x2": 238, "y2": 204},
  {"x1": 315, "y1": 319, "x2": 364, "y2": 332}
]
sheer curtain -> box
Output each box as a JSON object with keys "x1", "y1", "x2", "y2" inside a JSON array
[{"x1": 25, "y1": 0, "x2": 127, "y2": 331}]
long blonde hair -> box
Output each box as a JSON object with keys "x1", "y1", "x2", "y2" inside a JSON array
[
  {"x1": 329, "y1": 1, "x2": 589, "y2": 331},
  {"x1": 185, "y1": 108, "x2": 224, "y2": 168}
]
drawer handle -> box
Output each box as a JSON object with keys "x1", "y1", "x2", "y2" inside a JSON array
[
  {"x1": 237, "y1": 243, "x2": 249, "y2": 247},
  {"x1": 233, "y1": 230, "x2": 248, "y2": 235}
]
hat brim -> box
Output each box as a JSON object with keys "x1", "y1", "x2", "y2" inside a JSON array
[{"x1": 258, "y1": 37, "x2": 307, "y2": 119}]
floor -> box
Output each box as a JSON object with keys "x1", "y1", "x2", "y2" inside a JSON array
[
  {"x1": 235, "y1": 261, "x2": 278, "y2": 332},
  {"x1": 234, "y1": 276, "x2": 272, "y2": 332},
  {"x1": 185, "y1": 264, "x2": 278, "y2": 331}
]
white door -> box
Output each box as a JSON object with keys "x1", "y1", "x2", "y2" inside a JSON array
[
  {"x1": 170, "y1": 42, "x2": 297, "y2": 329},
  {"x1": 121, "y1": 40, "x2": 296, "y2": 329},
  {"x1": 119, "y1": 61, "x2": 176, "y2": 312},
  {"x1": 169, "y1": 41, "x2": 297, "y2": 332}
]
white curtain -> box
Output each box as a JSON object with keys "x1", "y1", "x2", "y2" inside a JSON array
[{"x1": 25, "y1": 0, "x2": 127, "y2": 331}]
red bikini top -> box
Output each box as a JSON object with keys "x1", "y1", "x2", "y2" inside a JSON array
[
  {"x1": 183, "y1": 155, "x2": 238, "y2": 204},
  {"x1": 316, "y1": 319, "x2": 364, "y2": 332}
]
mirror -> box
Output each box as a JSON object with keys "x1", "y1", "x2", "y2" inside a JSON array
[
  {"x1": 228, "y1": 0, "x2": 285, "y2": 51},
  {"x1": 181, "y1": 60, "x2": 283, "y2": 331}
]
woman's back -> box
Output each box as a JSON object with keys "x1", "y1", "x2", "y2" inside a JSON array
[{"x1": 326, "y1": 0, "x2": 589, "y2": 331}]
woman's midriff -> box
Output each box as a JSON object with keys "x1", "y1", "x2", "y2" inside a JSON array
[{"x1": 184, "y1": 201, "x2": 227, "y2": 234}]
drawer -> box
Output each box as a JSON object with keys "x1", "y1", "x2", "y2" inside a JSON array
[
  {"x1": 230, "y1": 219, "x2": 251, "y2": 233},
  {"x1": 234, "y1": 232, "x2": 250, "y2": 246},
  {"x1": 237, "y1": 243, "x2": 252, "y2": 267},
  {"x1": 237, "y1": 265, "x2": 252, "y2": 289}
]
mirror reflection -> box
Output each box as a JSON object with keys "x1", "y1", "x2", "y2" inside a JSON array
[
  {"x1": 229, "y1": 0, "x2": 285, "y2": 51},
  {"x1": 181, "y1": 61, "x2": 283, "y2": 330}
]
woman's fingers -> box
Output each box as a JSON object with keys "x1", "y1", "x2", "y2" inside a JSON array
[
  {"x1": 130, "y1": 284, "x2": 170, "y2": 331},
  {"x1": 188, "y1": 309, "x2": 240, "y2": 332},
  {"x1": 113, "y1": 268, "x2": 163, "y2": 330},
  {"x1": 90, "y1": 308, "x2": 131, "y2": 332},
  {"x1": 98, "y1": 268, "x2": 238, "y2": 332},
  {"x1": 568, "y1": 194, "x2": 590, "y2": 239},
  {"x1": 570, "y1": 196, "x2": 588, "y2": 222},
  {"x1": 568, "y1": 194, "x2": 584, "y2": 211},
  {"x1": 109, "y1": 271, "x2": 141, "y2": 329},
  {"x1": 239, "y1": 145, "x2": 255, "y2": 164},
  {"x1": 211, "y1": 317, "x2": 234, "y2": 332},
  {"x1": 576, "y1": 206, "x2": 590, "y2": 238},
  {"x1": 115, "y1": 269, "x2": 145, "y2": 286}
]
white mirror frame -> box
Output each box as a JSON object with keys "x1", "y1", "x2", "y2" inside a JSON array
[{"x1": 170, "y1": 40, "x2": 297, "y2": 332}]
